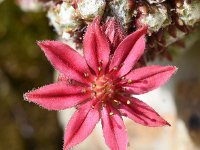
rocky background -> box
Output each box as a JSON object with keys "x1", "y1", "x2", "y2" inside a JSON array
[{"x1": 0, "y1": 0, "x2": 63, "y2": 149}]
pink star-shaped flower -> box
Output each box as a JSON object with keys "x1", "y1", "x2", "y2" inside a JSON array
[{"x1": 24, "y1": 18, "x2": 177, "y2": 150}]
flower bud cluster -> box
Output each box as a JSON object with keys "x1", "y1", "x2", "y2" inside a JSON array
[{"x1": 16, "y1": 0, "x2": 200, "y2": 61}]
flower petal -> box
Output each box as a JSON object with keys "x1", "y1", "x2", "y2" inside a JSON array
[
  {"x1": 102, "y1": 18, "x2": 125, "y2": 52},
  {"x1": 64, "y1": 101, "x2": 100, "y2": 150},
  {"x1": 38, "y1": 41, "x2": 93, "y2": 85},
  {"x1": 83, "y1": 18, "x2": 110, "y2": 74},
  {"x1": 118, "y1": 96, "x2": 170, "y2": 127},
  {"x1": 101, "y1": 105, "x2": 128, "y2": 150},
  {"x1": 57, "y1": 73, "x2": 87, "y2": 87},
  {"x1": 123, "y1": 66, "x2": 177, "y2": 94},
  {"x1": 109, "y1": 26, "x2": 147, "y2": 75},
  {"x1": 24, "y1": 82, "x2": 91, "y2": 110},
  {"x1": 116, "y1": 35, "x2": 145, "y2": 77}
]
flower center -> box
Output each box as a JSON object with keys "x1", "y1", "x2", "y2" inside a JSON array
[{"x1": 92, "y1": 75, "x2": 115, "y2": 102}]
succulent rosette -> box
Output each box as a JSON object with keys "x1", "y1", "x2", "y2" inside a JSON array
[
  {"x1": 24, "y1": 18, "x2": 177, "y2": 150},
  {"x1": 45, "y1": 0, "x2": 200, "y2": 62}
]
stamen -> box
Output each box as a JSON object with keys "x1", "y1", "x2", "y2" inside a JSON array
[
  {"x1": 82, "y1": 88, "x2": 87, "y2": 93},
  {"x1": 84, "y1": 72, "x2": 89, "y2": 77},
  {"x1": 91, "y1": 105, "x2": 95, "y2": 109},
  {"x1": 113, "y1": 66, "x2": 118, "y2": 70},
  {"x1": 113, "y1": 99, "x2": 118, "y2": 103},
  {"x1": 127, "y1": 100, "x2": 131, "y2": 105},
  {"x1": 92, "y1": 83, "x2": 96, "y2": 88},
  {"x1": 128, "y1": 79, "x2": 133, "y2": 84},
  {"x1": 121, "y1": 76, "x2": 126, "y2": 80},
  {"x1": 93, "y1": 91, "x2": 97, "y2": 96},
  {"x1": 113, "y1": 99, "x2": 121, "y2": 105},
  {"x1": 99, "y1": 60, "x2": 103, "y2": 65},
  {"x1": 98, "y1": 66, "x2": 102, "y2": 72},
  {"x1": 122, "y1": 87, "x2": 126, "y2": 91},
  {"x1": 109, "y1": 112, "x2": 114, "y2": 116},
  {"x1": 120, "y1": 63, "x2": 124, "y2": 67},
  {"x1": 102, "y1": 103, "x2": 106, "y2": 107}
]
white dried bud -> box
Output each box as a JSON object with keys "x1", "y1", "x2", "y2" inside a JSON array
[
  {"x1": 146, "y1": 0, "x2": 166, "y2": 4},
  {"x1": 77, "y1": 0, "x2": 106, "y2": 21},
  {"x1": 176, "y1": 0, "x2": 200, "y2": 26},
  {"x1": 109, "y1": 0, "x2": 134, "y2": 30},
  {"x1": 140, "y1": 5, "x2": 171, "y2": 33},
  {"x1": 47, "y1": 2, "x2": 82, "y2": 40}
]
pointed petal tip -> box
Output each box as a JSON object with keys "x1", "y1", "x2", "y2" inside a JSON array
[
  {"x1": 37, "y1": 40, "x2": 50, "y2": 51},
  {"x1": 160, "y1": 118, "x2": 171, "y2": 127},
  {"x1": 23, "y1": 89, "x2": 38, "y2": 102},
  {"x1": 152, "y1": 118, "x2": 171, "y2": 127},
  {"x1": 23, "y1": 91, "x2": 46, "y2": 110},
  {"x1": 23, "y1": 90, "x2": 33, "y2": 102},
  {"x1": 37, "y1": 40, "x2": 47, "y2": 46},
  {"x1": 23, "y1": 90, "x2": 40, "y2": 106},
  {"x1": 161, "y1": 66, "x2": 178, "y2": 77},
  {"x1": 37, "y1": 40, "x2": 55, "y2": 48},
  {"x1": 156, "y1": 120, "x2": 171, "y2": 127},
  {"x1": 166, "y1": 121, "x2": 171, "y2": 126},
  {"x1": 23, "y1": 92, "x2": 28, "y2": 101},
  {"x1": 159, "y1": 117, "x2": 171, "y2": 127},
  {"x1": 173, "y1": 66, "x2": 178, "y2": 72},
  {"x1": 168, "y1": 66, "x2": 178, "y2": 74},
  {"x1": 37, "y1": 40, "x2": 64, "y2": 48},
  {"x1": 159, "y1": 118, "x2": 171, "y2": 127}
]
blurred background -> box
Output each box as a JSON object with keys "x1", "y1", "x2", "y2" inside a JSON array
[
  {"x1": 0, "y1": 0, "x2": 200, "y2": 150},
  {"x1": 0, "y1": 0, "x2": 63, "y2": 149}
]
